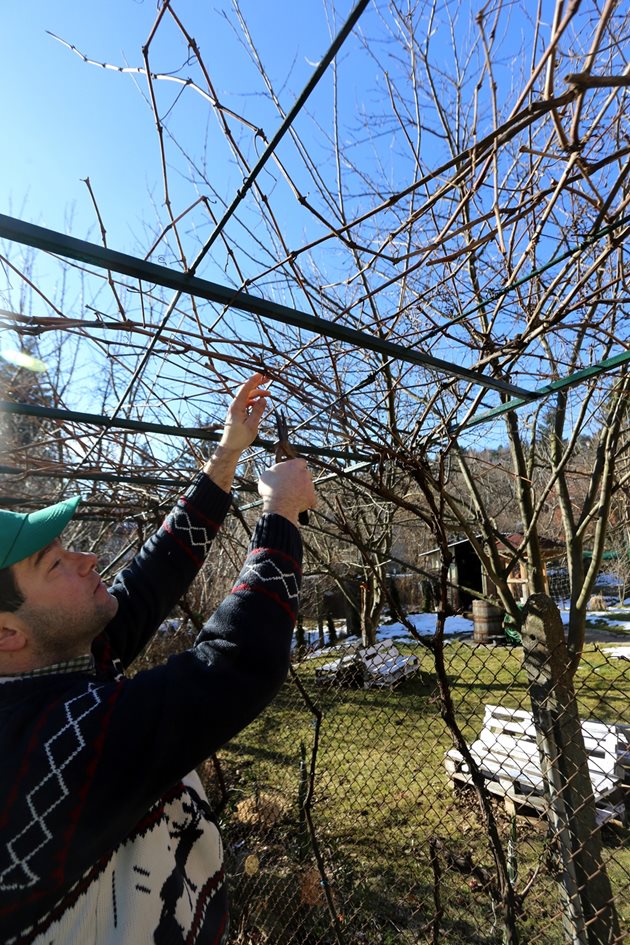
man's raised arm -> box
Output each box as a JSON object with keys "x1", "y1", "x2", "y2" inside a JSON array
[{"x1": 99, "y1": 373, "x2": 272, "y2": 666}]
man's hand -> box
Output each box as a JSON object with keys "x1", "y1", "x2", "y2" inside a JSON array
[
  {"x1": 219, "y1": 373, "x2": 269, "y2": 453},
  {"x1": 258, "y1": 459, "x2": 317, "y2": 528},
  {"x1": 204, "y1": 373, "x2": 269, "y2": 492}
]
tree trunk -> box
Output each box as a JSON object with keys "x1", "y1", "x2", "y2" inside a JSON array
[{"x1": 522, "y1": 594, "x2": 620, "y2": 945}]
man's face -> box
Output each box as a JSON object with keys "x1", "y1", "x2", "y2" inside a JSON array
[{"x1": 10, "y1": 538, "x2": 119, "y2": 665}]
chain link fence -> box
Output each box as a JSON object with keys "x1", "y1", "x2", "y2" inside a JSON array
[{"x1": 197, "y1": 619, "x2": 629, "y2": 944}]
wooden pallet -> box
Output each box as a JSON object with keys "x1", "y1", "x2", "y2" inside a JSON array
[
  {"x1": 315, "y1": 639, "x2": 419, "y2": 689},
  {"x1": 444, "y1": 755, "x2": 627, "y2": 826},
  {"x1": 444, "y1": 705, "x2": 630, "y2": 826},
  {"x1": 445, "y1": 756, "x2": 546, "y2": 818}
]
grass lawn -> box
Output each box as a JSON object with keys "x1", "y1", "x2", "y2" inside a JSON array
[{"x1": 202, "y1": 640, "x2": 629, "y2": 944}]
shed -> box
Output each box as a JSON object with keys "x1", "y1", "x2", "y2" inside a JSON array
[{"x1": 417, "y1": 533, "x2": 564, "y2": 612}]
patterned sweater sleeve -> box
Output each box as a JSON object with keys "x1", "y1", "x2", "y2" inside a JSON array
[
  {"x1": 103, "y1": 510, "x2": 302, "y2": 788},
  {"x1": 97, "y1": 471, "x2": 232, "y2": 667},
  {"x1": 63, "y1": 512, "x2": 301, "y2": 863}
]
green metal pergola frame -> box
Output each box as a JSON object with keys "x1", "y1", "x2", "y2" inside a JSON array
[
  {"x1": 0, "y1": 214, "x2": 534, "y2": 401},
  {"x1": 0, "y1": 214, "x2": 630, "y2": 502},
  {"x1": 1, "y1": 212, "x2": 629, "y2": 495},
  {"x1": 1, "y1": 213, "x2": 629, "y2": 416},
  {"x1": 0, "y1": 0, "x2": 628, "y2": 498}
]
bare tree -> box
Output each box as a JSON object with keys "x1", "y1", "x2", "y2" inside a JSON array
[{"x1": 2, "y1": 3, "x2": 629, "y2": 941}]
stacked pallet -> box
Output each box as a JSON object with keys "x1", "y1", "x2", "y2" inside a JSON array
[{"x1": 445, "y1": 704, "x2": 630, "y2": 824}]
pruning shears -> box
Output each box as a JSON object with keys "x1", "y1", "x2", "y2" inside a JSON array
[{"x1": 274, "y1": 409, "x2": 309, "y2": 525}]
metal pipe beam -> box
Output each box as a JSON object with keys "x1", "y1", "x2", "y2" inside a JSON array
[
  {"x1": 0, "y1": 213, "x2": 535, "y2": 400},
  {"x1": 457, "y1": 349, "x2": 630, "y2": 430},
  {"x1": 0, "y1": 399, "x2": 371, "y2": 462},
  {"x1": 0, "y1": 464, "x2": 187, "y2": 489}
]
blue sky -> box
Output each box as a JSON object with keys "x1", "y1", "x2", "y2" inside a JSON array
[
  {"x1": 1, "y1": 1, "x2": 543, "y2": 281},
  {"x1": 0, "y1": 0, "x2": 369, "y2": 252},
  {"x1": 0, "y1": 0, "x2": 388, "y2": 435},
  {"x1": 2, "y1": 1, "x2": 157, "y2": 245},
  {"x1": 2, "y1": 0, "x2": 615, "y2": 449}
]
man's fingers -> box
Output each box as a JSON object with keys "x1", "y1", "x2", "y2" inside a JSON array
[
  {"x1": 245, "y1": 388, "x2": 270, "y2": 406},
  {"x1": 258, "y1": 459, "x2": 316, "y2": 512},
  {"x1": 247, "y1": 393, "x2": 268, "y2": 424},
  {"x1": 237, "y1": 372, "x2": 269, "y2": 402},
  {"x1": 219, "y1": 373, "x2": 272, "y2": 452}
]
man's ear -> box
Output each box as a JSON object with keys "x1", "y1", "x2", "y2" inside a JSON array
[{"x1": 0, "y1": 617, "x2": 28, "y2": 653}]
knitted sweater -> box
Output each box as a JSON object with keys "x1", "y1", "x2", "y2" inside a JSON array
[{"x1": 0, "y1": 473, "x2": 302, "y2": 945}]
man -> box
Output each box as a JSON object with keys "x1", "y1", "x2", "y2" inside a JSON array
[{"x1": 0, "y1": 373, "x2": 316, "y2": 945}]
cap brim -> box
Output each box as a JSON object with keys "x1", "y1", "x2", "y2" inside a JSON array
[{"x1": 3, "y1": 495, "x2": 81, "y2": 568}]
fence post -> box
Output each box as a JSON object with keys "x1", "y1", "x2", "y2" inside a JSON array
[{"x1": 522, "y1": 594, "x2": 620, "y2": 945}]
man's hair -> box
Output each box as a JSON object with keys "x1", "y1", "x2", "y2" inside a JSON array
[{"x1": 0, "y1": 566, "x2": 25, "y2": 612}]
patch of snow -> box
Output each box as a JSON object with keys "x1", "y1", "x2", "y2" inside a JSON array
[
  {"x1": 559, "y1": 608, "x2": 630, "y2": 628},
  {"x1": 593, "y1": 572, "x2": 622, "y2": 588},
  {"x1": 299, "y1": 612, "x2": 474, "y2": 657},
  {"x1": 378, "y1": 613, "x2": 473, "y2": 639},
  {"x1": 602, "y1": 645, "x2": 630, "y2": 660}
]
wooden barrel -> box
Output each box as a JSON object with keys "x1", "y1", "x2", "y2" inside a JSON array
[{"x1": 472, "y1": 601, "x2": 504, "y2": 644}]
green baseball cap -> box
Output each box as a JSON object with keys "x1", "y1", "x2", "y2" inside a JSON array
[{"x1": 0, "y1": 496, "x2": 81, "y2": 569}]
